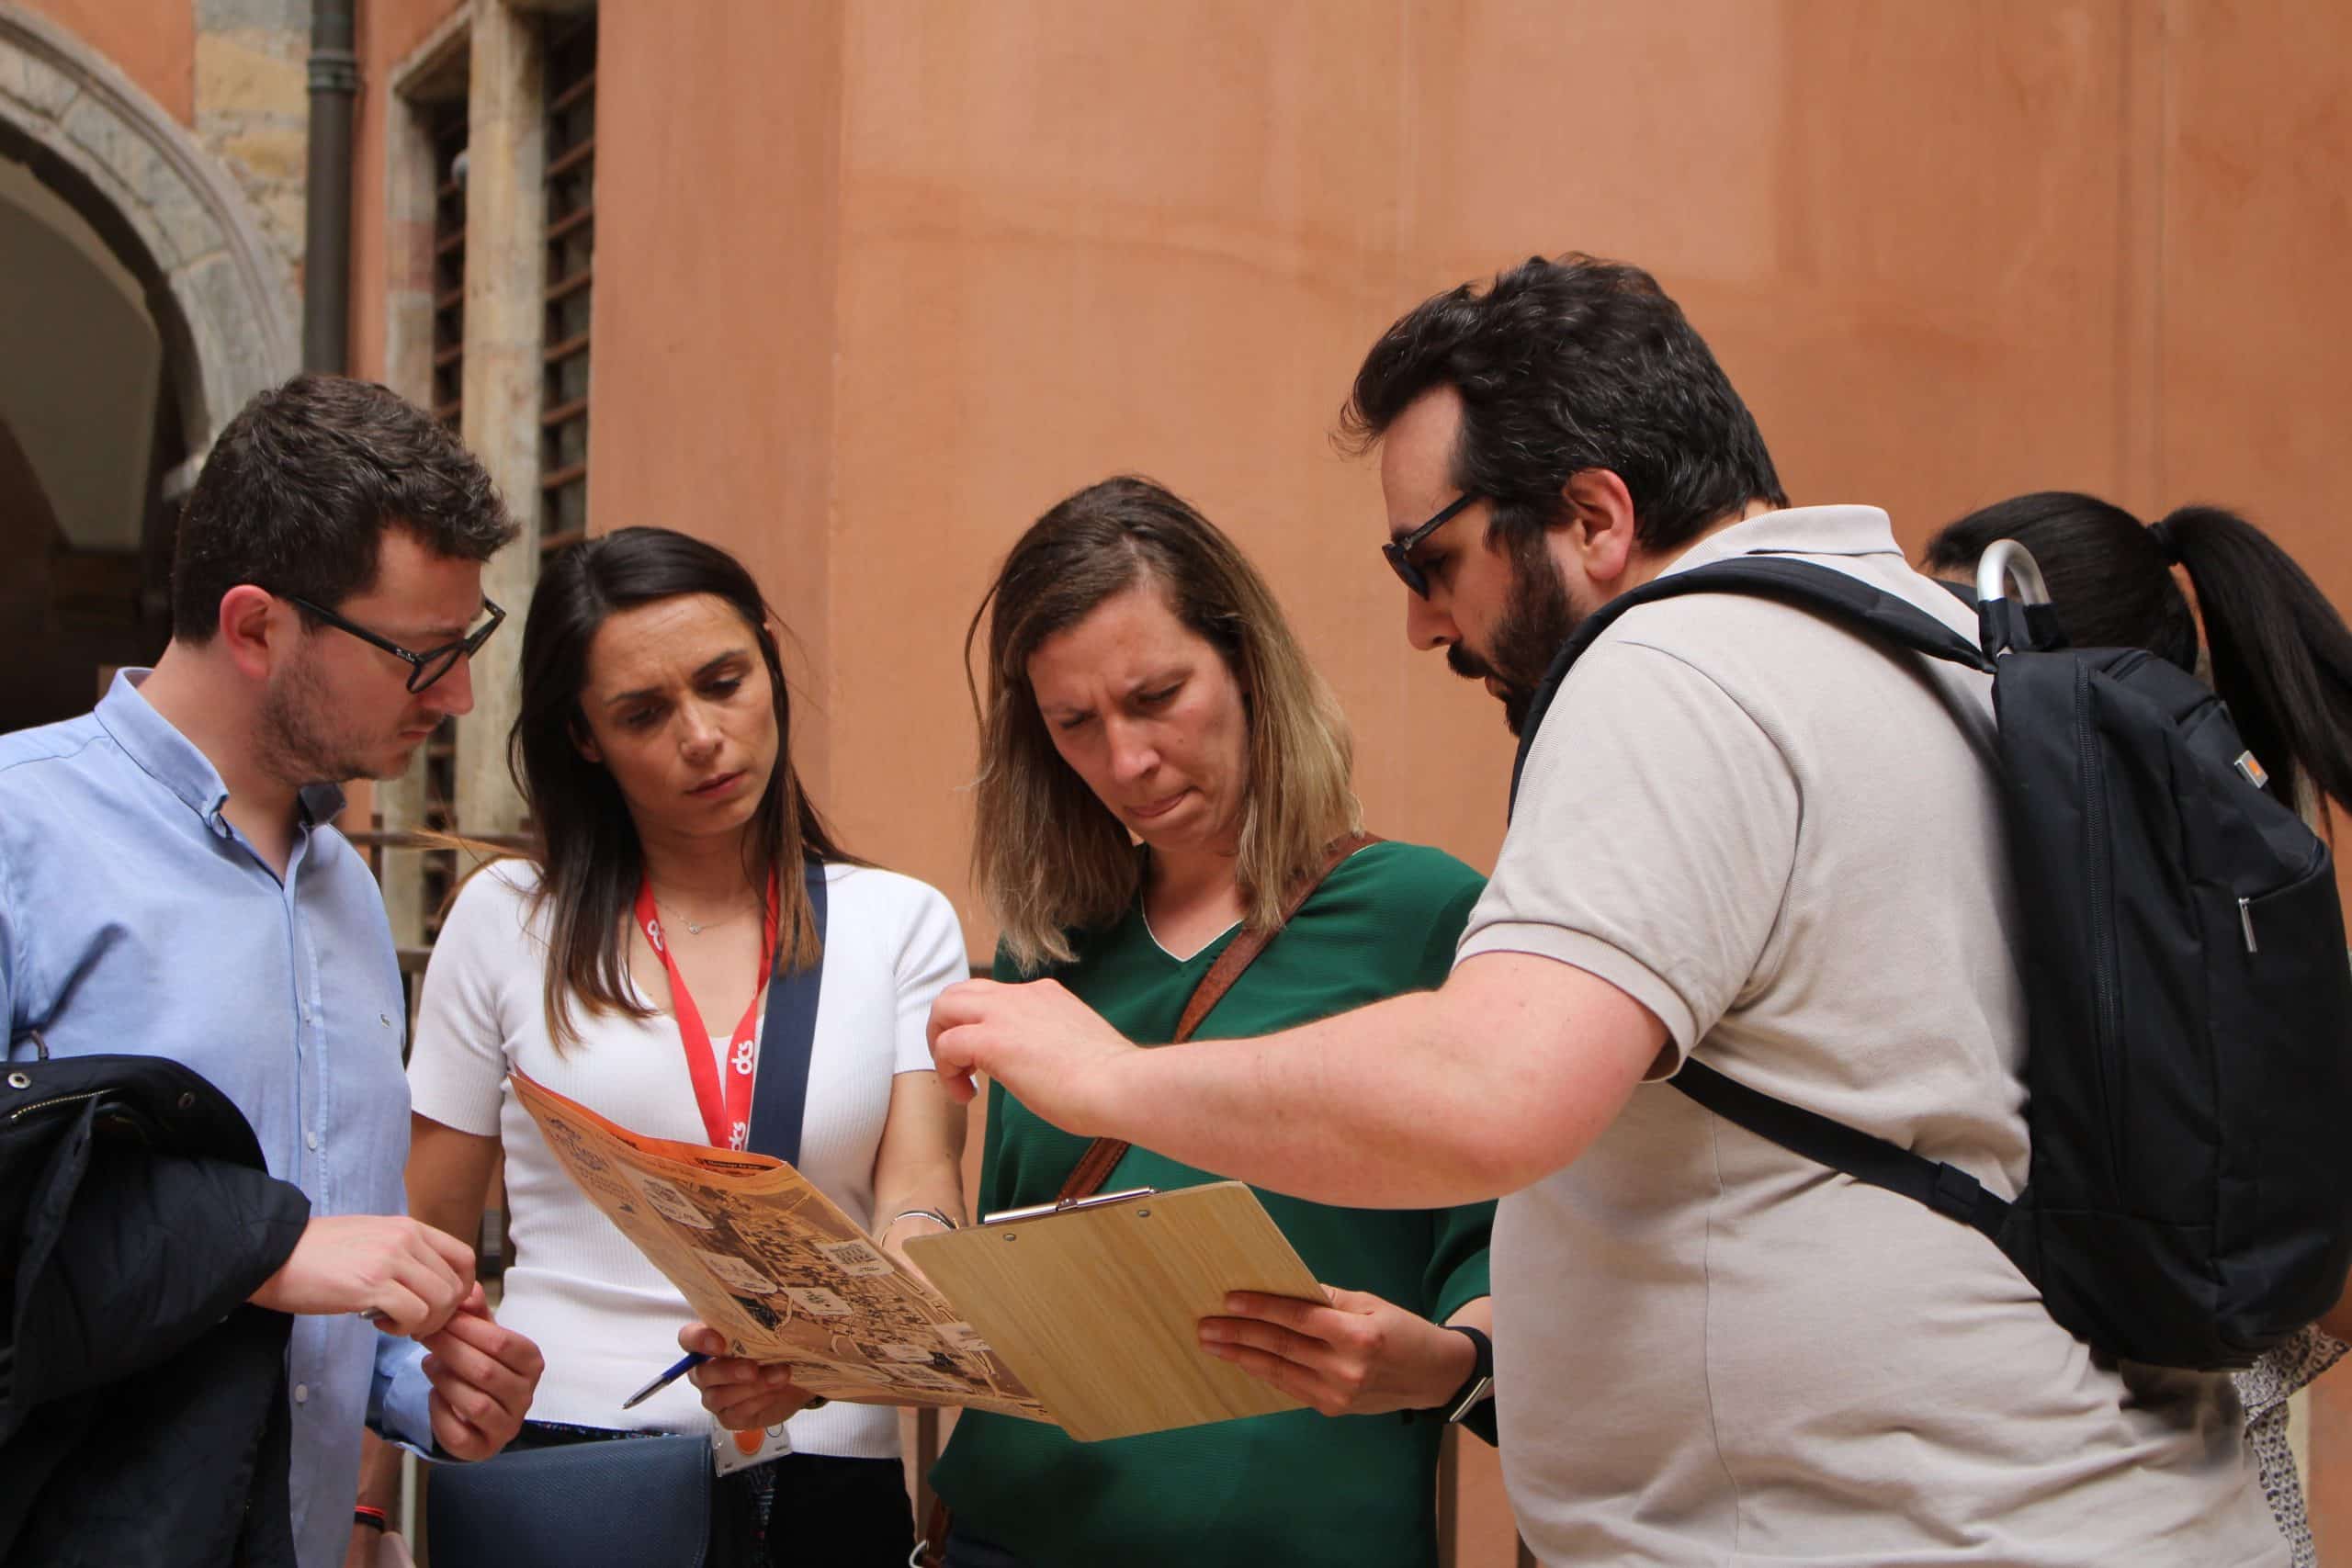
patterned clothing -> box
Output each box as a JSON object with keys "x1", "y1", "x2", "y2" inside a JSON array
[{"x1": 2234, "y1": 1325, "x2": 2347, "y2": 1568}]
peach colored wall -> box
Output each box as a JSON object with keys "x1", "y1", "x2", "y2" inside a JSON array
[
  {"x1": 355, "y1": 0, "x2": 2352, "y2": 943},
  {"x1": 589, "y1": 0, "x2": 847, "y2": 804},
  {"x1": 808, "y1": 0, "x2": 2222, "y2": 953},
  {"x1": 2162, "y1": 2, "x2": 2352, "y2": 1549},
  {"x1": 19, "y1": 0, "x2": 195, "y2": 126},
  {"x1": 2160, "y1": 0, "x2": 2352, "y2": 618},
  {"x1": 823, "y1": 0, "x2": 1517, "y2": 911}
]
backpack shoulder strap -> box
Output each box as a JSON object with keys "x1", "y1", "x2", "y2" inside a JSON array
[
  {"x1": 1673, "y1": 1058, "x2": 2018, "y2": 1255},
  {"x1": 1510, "y1": 557, "x2": 1994, "y2": 811}
]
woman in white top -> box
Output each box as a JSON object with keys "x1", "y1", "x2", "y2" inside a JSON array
[{"x1": 404, "y1": 525, "x2": 969, "y2": 1566}]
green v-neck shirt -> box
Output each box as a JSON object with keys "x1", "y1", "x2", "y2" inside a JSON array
[{"x1": 932, "y1": 840, "x2": 1493, "y2": 1568}]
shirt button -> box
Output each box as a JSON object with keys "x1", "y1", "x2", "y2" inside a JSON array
[
  {"x1": 304, "y1": 1131, "x2": 319, "y2": 1151},
  {"x1": 293, "y1": 1383, "x2": 309, "y2": 1404},
  {"x1": 300, "y1": 1006, "x2": 313, "y2": 1024}
]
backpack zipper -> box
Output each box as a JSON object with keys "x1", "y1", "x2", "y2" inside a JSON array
[
  {"x1": 2077, "y1": 669, "x2": 2124, "y2": 1173},
  {"x1": 2238, "y1": 898, "x2": 2259, "y2": 953}
]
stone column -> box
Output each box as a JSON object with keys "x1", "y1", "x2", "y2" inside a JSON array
[{"x1": 455, "y1": 0, "x2": 545, "y2": 840}]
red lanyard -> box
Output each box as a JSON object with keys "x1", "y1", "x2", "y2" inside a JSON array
[{"x1": 634, "y1": 871, "x2": 779, "y2": 1150}]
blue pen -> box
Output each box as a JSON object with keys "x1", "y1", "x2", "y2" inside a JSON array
[{"x1": 621, "y1": 1350, "x2": 706, "y2": 1411}]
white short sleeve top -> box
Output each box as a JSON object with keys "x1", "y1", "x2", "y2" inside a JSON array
[{"x1": 407, "y1": 858, "x2": 967, "y2": 1456}]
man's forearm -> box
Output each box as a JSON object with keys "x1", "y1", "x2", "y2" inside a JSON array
[
  {"x1": 934, "y1": 952, "x2": 1664, "y2": 1209},
  {"x1": 1108, "y1": 990, "x2": 1513, "y2": 1207},
  {"x1": 1099, "y1": 957, "x2": 1658, "y2": 1208}
]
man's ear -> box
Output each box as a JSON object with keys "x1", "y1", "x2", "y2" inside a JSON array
[
  {"x1": 1559, "y1": 469, "x2": 1640, "y2": 589},
  {"x1": 217, "y1": 585, "x2": 284, "y2": 681}
]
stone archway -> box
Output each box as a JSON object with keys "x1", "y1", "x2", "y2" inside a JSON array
[{"x1": 0, "y1": 3, "x2": 295, "y2": 466}]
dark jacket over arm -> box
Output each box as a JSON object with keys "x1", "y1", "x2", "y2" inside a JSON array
[{"x1": 0, "y1": 1052, "x2": 311, "y2": 1568}]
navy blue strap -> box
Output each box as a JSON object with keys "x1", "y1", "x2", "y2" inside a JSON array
[
  {"x1": 1671, "y1": 1059, "x2": 2014, "y2": 1251},
  {"x1": 1509, "y1": 557, "x2": 1995, "y2": 812},
  {"x1": 1933, "y1": 576, "x2": 2070, "y2": 658},
  {"x1": 745, "y1": 861, "x2": 828, "y2": 1167}
]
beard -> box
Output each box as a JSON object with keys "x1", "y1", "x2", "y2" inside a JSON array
[
  {"x1": 257, "y1": 649, "x2": 382, "y2": 786},
  {"x1": 1445, "y1": 539, "x2": 1582, "y2": 736}
]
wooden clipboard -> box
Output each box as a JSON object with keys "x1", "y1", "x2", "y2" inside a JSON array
[{"x1": 902, "y1": 1180, "x2": 1326, "y2": 1442}]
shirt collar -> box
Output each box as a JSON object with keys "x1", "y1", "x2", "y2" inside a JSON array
[
  {"x1": 94, "y1": 670, "x2": 347, "y2": 833},
  {"x1": 299, "y1": 782, "x2": 349, "y2": 827},
  {"x1": 1657, "y1": 504, "x2": 1904, "y2": 580}
]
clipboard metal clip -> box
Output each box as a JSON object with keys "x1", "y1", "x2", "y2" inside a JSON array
[{"x1": 980, "y1": 1186, "x2": 1158, "y2": 1226}]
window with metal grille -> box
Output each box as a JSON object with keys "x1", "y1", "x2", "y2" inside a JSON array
[
  {"x1": 430, "y1": 97, "x2": 468, "y2": 434},
  {"x1": 540, "y1": 11, "x2": 594, "y2": 557},
  {"x1": 422, "y1": 93, "x2": 469, "y2": 932}
]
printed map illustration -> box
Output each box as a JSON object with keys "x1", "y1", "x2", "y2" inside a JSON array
[{"x1": 512, "y1": 1070, "x2": 1049, "y2": 1421}]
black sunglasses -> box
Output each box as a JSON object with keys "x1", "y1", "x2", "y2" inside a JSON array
[
  {"x1": 1381, "y1": 491, "x2": 1482, "y2": 598},
  {"x1": 286, "y1": 594, "x2": 507, "y2": 694}
]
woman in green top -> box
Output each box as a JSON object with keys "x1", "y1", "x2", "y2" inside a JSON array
[{"x1": 933, "y1": 476, "x2": 1496, "y2": 1568}]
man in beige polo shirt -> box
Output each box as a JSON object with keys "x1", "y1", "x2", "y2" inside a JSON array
[{"x1": 928, "y1": 254, "x2": 2282, "y2": 1564}]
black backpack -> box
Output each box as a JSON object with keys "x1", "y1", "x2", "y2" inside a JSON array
[{"x1": 1510, "y1": 543, "x2": 2352, "y2": 1371}]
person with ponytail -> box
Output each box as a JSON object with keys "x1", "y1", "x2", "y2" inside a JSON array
[
  {"x1": 1923, "y1": 492, "x2": 2352, "y2": 819},
  {"x1": 1924, "y1": 491, "x2": 2352, "y2": 1568},
  {"x1": 401, "y1": 526, "x2": 972, "y2": 1565}
]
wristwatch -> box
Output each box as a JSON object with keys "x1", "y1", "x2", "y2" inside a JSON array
[{"x1": 1441, "y1": 1324, "x2": 1494, "y2": 1425}]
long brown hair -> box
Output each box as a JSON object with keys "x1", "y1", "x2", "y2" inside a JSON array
[
  {"x1": 513, "y1": 526, "x2": 854, "y2": 1046},
  {"x1": 967, "y1": 477, "x2": 1360, "y2": 973}
]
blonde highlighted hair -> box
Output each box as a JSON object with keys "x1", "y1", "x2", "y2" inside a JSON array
[{"x1": 966, "y1": 477, "x2": 1361, "y2": 973}]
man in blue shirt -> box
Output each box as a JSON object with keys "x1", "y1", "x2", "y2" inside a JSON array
[{"x1": 0, "y1": 374, "x2": 545, "y2": 1568}]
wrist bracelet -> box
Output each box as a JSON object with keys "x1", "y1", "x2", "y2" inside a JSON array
[
  {"x1": 882, "y1": 1207, "x2": 960, "y2": 1238},
  {"x1": 353, "y1": 1505, "x2": 390, "y2": 1532}
]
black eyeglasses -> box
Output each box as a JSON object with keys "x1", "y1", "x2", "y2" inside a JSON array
[
  {"x1": 286, "y1": 594, "x2": 506, "y2": 693},
  {"x1": 1381, "y1": 491, "x2": 1482, "y2": 598}
]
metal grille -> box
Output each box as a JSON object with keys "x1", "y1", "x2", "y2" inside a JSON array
[
  {"x1": 421, "y1": 94, "x2": 469, "y2": 932},
  {"x1": 539, "y1": 12, "x2": 595, "y2": 557},
  {"x1": 429, "y1": 98, "x2": 468, "y2": 433}
]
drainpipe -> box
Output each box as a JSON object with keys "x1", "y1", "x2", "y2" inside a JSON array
[{"x1": 301, "y1": 0, "x2": 359, "y2": 372}]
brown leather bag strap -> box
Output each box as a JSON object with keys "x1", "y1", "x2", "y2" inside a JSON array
[
  {"x1": 918, "y1": 1495, "x2": 952, "y2": 1568},
  {"x1": 1052, "y1": 831, "x2": 1380, "y2": 1203}
]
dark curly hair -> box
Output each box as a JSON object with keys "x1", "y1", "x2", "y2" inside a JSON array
[
  {"x1": 171, "y1": 373, "x2": 514, "y2": 641},
  {"x1": 1340, "y1": 254, "x2": 1787, "y2": 555}
]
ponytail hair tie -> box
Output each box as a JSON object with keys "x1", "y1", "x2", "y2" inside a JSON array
[{"x1": 2145, "y1": 518, "x2": 2181, "y2": 564}]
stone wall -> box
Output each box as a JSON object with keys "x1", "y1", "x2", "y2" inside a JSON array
[
  {"x1": 191, "y1": 0, "x2": 306, "y2": 297},
  {"x1": 0, "y1": 4, "x2": 293, "y2": 459}
]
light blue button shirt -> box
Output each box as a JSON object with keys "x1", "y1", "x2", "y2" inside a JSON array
[{"x1": 0, "y1": 671, "x2": 435, "y2": 1568}]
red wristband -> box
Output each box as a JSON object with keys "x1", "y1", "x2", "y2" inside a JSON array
[{"x1": 353, "y1": 1505, "x2": 390, "y2": 1532}]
